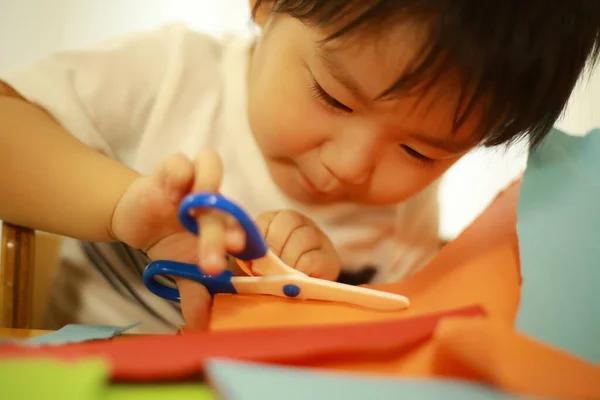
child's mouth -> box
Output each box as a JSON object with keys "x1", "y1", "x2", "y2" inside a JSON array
[
  {"x1": 298, "y1": 170, "x2": 340, "y2": 196},
  {"x1": 298, "y1": 171, "x2": 327, "y2": 196}
]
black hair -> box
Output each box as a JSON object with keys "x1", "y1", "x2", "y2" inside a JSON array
[{"x1": 253, "y1": 0, "x2": 600, "y2": 148}]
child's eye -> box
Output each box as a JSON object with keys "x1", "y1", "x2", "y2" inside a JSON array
[
  {"x1": 400, "y1": 145, "x2": 436, "y2": 165},
  {"x1": 310, "y1": 79, "x2": 353, "y2": 113}
]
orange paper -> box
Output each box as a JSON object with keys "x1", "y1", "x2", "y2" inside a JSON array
[
  {"x1": 208, "y1": 180, "x2": 600, "y2": 399},
  {"x1": 434, "y1": 318, "x2": 600, "y2": 399},
  {"x1": 211, "y1": 182, "x2": 521, "y2": 330}
]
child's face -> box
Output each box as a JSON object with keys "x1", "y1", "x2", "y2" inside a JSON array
[{"x1": 247, "y1": 15, "x2": 483, "y2": 205}]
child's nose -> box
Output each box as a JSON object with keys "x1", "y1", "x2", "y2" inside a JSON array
[{"x1": 321, "y1": 127, "x2": 380, "y2": 185}]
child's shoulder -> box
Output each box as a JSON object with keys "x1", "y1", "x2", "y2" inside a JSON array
[
  {"x1": 66, "y1": 22, "x2": 255, "y2": 83},
  {"x1": 96, "y1": 22, "x2": 228, "y2": 58}
]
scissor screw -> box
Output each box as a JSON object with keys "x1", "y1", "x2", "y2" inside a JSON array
[{"x1": 283, "y1": 284, "x2": 301, "y2": 297}]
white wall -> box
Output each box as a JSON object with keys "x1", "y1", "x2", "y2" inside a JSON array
[
  {"x1": 1, "y1": 0, "x2": 598, "y2": 240},
  {"x1": 0, "y1": 0, "x2": 252, "y2": 71},
  {"x1": 556, "y1": 63, "x2": 600, "y2": 135}
]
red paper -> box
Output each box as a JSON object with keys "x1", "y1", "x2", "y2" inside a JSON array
[{"x1": 0, "y1": 305, "x2": 484, "y2": 381}]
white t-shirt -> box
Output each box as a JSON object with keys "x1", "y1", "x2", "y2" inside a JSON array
[{"x1": 2, "y1": 23, "x2": 440, "y2": 333}]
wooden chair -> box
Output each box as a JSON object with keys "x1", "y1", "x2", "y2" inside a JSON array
[{"x1": 0, "y1": 222, "x2": 35, "y2": 329}]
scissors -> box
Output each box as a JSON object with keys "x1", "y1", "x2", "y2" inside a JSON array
[{"x1": 143, "y1": 192, "x2": 410, "y2": 311}]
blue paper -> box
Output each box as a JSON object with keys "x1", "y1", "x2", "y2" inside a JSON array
[
  {"x1": 27, "y1": 322, "x2": 141, "y2": 345},
  {"x1": 206, "y1": 359, "x2": 534, "y2": 400},
  {"x1": 516, "y1": 128, "x2": 600, "y2": 363}
]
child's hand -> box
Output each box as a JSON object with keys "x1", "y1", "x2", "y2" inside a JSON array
[
  {"x1": 110, "y1": 149, "x2": 340, "y2": 330},
  {"x1": 111, "y1": 149, "x2": 246, "y2": 330},
  {"x1": 111, "y1": 149, "x2": 245, "y2": 273},
  {"x1": 254, "y1": 210, "x2": 341, "y2": 281}
]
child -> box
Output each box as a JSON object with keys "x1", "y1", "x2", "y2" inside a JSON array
[{"x1": 0, "y1": 0, "x2": 598, "y2": 333}]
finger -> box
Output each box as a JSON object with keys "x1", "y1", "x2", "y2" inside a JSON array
[
  {"x1": 278, "y1": 224, "x2": 338, "y2": 278},
  {"x1": 193, "y1": 148, "x2": 223, "y2": 193},
  {"x1": 174, "y1": 277, "x2": 212, "y2": 331},
  {"x1": 199, "y1": 214, "x2": 246, "y2": 270},
  {"x1": 193, "y1": 149, "x2": 228, "y2": 274},
  {"x1": 295, "y1": 247, "x2": 341, "y2": 281},
  {"x1": 197, "y1": 211, "x2": 228, "y2": 274},
  {"x1": 153, "y1": 153, "x2": 195, "y2": 203},
  {"x1": 224, "y1": 214, "x2": 246, "y2": 253},
  {"x1": 254, "y1": 211, "x2": 278, "y2": 236},
  {"x1": 279, "y1": 225, "x2": 322, "y2": 267},
  {"x1": 261, "y1": 210, "x2": 309, "y2": 256},
  {"x1": 263, "y1": 210, "x2": 340, "y2": 280}
]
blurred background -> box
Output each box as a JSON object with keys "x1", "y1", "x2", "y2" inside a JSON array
[{"x1": 1, "y1": 0, "x2": 598, "y2": 240}]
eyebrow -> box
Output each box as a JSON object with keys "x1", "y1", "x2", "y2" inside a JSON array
[{"x1": 317, "y1": 49, "x2": 371, "y2": 103}]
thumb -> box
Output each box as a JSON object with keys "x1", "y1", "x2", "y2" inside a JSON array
[{"x1": 174, "y1": 277, "x2": 212, "y2": 330}]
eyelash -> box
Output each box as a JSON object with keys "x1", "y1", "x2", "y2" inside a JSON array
[
  {"x1": 310, "y1": 79, "x2": 353, "y2": 113},
  {"x1": 401, "y1": 145, "x2": 436, "y2": 166},
  {"x1": 309, "y1": 78, "x2": 434, "y2": 166}
]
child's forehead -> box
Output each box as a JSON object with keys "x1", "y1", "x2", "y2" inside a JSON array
[
  {"x1": 311, "y1": 22, "x2": 436, "y2": 82},
  {"x1": 310, "y1": 27, "x2": 462, "y2": 103},
  {"x1": 311, "y1": 16, "x2": 428, "y2": 57}
]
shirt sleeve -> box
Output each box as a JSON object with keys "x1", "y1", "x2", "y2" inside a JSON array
[{"x1": 0, "y1": 23, "x2": 206, "y2": 161}]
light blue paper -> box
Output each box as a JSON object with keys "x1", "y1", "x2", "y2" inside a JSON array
[
  {"x1": 516, "y1": 128, "x2": 600, "y2": 363},
  {"x1": 206, "y1": 359, "x2": 535, "y2": 400},
  {"x1": 27, "y1": 322, "x2": 141, "y2": 345}
]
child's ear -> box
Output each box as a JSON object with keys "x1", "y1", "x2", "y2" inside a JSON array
[{"x1": 248, "y1": 0, "x2": 271, "y2": 27}]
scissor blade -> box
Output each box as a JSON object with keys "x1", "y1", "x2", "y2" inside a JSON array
[
  {"x1": 235, "y1": 250, "x2": 304, "y2": 277},
  {"x1": 230, "y1": 275, "x2": 409, "y2": 311},
  {"x1": 296, "y1": 277, "x2": 410, "y2": 310}
]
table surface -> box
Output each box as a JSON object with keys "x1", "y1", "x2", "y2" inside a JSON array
[{"x1": 0, "y1": 328, "x2": 51, "y2": 338}]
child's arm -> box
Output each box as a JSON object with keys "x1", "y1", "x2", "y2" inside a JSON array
[
  {"x1": 0, "y1": 24, "x2": 221, "y2": 244},
  {"x1": 0, "y1": 83, "x2": 140, "y2": 242}
]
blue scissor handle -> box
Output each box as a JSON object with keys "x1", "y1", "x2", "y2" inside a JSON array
[
  {"x1": 143, "y1": 260, "x2": 238, "y2": 301},
  {"x1": 178, "y1": 192, "x2": 268, "y2": 260},
  {"x1": 143, "y1": 193, "x2": 267, "y2": 302}
]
